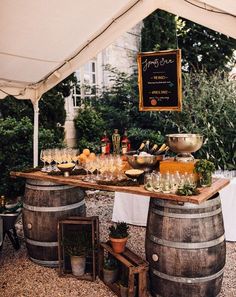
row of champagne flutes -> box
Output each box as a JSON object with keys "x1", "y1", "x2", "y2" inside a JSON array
[
  {"x1": 83, "y1": 155, "x2": 125, "y2": 182},
  {"x1": 40, "y1": 148, "x2": 79, "y2": 172},
  {"x1": 144, "y1": 171, "x2": 196, "y2": 194},
  {"x1": 40, "y1": 149, "x2": 125, "y2": 181}
]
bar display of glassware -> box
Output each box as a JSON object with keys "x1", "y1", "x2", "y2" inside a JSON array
[
  {"x1": 40, "y1": 148, "x2": 80, "y2": 172},
  {"x1": 144, "y1": 171, "x2": 196, "y2": 194}
]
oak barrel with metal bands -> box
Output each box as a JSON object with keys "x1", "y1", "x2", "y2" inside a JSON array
[
  {"x1": 23, "y1": 179, "x2": 86, "y2": 267},
  {"x1": 146, "y1": 193, "x2": 225, "y2": 297}
]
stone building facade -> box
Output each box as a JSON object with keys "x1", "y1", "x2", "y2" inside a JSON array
[{"x1": 64, "y1": 23, "x2": 142, "y2": 147}]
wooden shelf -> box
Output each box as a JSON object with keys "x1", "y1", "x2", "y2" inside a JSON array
[{"x1": 99, "y1": 242, "x2": 149, "y2": 297}]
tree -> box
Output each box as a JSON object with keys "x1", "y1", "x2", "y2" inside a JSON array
[
  {"x1": 0, "y1": 73, "x2": 77, "y2": 139},
  {"x1": 141, "y1": 10, "x2": 177, "y2": 51},
  {"x1": 0, "y1": 74, "x2": 77, "y2": 197},
  {"x1": 141, "y1": 10, "x2": 236, "y2": 72},
  {"x1": 0, "y1": 117, "x2": 60, "y2": 197},
  {"x1": 177, "y1": 19, "x2": 236, "y2": 72}
]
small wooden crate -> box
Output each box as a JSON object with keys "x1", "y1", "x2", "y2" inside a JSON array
[
  {"x1": 99, "y1": 241, "x2": 149, "y2": 297},
  {"x1": 58, "y1": 216, "x2": 99, "y2": 281}
]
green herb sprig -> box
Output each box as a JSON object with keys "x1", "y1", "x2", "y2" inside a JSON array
[
  {"x1": 109, "y1": 222, "x2": 129, "y2": 239},
  {"x1": 176, "y1": 184, "x2": 200, "y2": 196},
  {"x1": 194, "y1": 159, "x2": 215, "y2": 174}
]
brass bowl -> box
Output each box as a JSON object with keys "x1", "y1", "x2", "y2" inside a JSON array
[
  {"x1": 126, "y1": 153, "x2": 164, "y2": 172},
  {"x1": 165, "y1": 134, "x2": 203, "y2": 162},
  {"x1": 125, "y1": 169, "x2": 144, "y2": 179},
  {"x1": 57, "y1": 163, "x2": 75, "y2": 176}
]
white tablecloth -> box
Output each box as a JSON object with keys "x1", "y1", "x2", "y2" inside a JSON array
[
  {"x1": 220, "y1": 177, "x2": 236, "y2": 241},
  {"x1": 112, "y1": 192, "x2": 150, "y2": 226},
  {"x1": 112, "y1": 178, "x2": 236, "y2": 241}
]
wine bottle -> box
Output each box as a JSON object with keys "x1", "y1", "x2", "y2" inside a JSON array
[
  {"x1": 112, "y1": 129, "x2": 121, "y2": 155},
  {"x1": 158, "y1": 143, "x2": 166, "y2": 151},
  {"x1": 121, "y1": 128, "x2": 131, "y2": 154},
  {"x1": 100, "y1": 131, "x2": 111, "y2": 155},
  {"x1": 143, "y1": 140, "x2": 150, "y2": 153},
  {"x1": 149, "y1": 144, "x2": 158, "y2": 154},
  {"x1": 136, "y1": 141, "x2": 145, "y2": 154}
]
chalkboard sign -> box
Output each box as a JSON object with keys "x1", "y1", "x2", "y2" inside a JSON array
[{"x1": 137, "y1": 49, "x2": 182, "y2": 111}]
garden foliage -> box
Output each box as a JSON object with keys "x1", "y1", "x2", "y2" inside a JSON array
[
  {"x1": 0, "y1": 117, "x2": 61, "y2": 197},
  {"x1": 74, "y1": 68, "x2": 236, "y2": 169},
  {"x1": 141, "y1": 10, "x2": 236, "y2": 72},
  {"x1": 0, "y1": 74, "x2": 76, "y2": 198}
]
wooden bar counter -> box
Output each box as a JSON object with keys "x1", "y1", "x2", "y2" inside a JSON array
[
  {"x1": 11, "y1": 170, "x2": 231, "y2": 296},
  {"x1": 11, "y1": 170, "x2": 229, "y2": 204}
]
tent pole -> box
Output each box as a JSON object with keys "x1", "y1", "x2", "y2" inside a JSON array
[{"x1": 33, "y1": 100, "x2": 39, "y2": 168}]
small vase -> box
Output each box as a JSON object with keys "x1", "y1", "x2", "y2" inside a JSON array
[
  {"x1": 70, "y1": 255, "x2": 86, "y2": 276},
  {"x1": 199, "y1": 172, "x2": 212, "y2": 187},
  {"x1": 109, "y1": 237, "x2": 128, "y2": 253}
]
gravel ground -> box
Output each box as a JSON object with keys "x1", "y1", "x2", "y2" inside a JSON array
[{"x1": 0, "y1": 191, "x2": 235, "y2": 297}]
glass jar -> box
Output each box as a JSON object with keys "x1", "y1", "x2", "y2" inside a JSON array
[{"x1": 199, "y1": 172, "x2": 212, "y2": 187}]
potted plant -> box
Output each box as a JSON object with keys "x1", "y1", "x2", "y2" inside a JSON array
[
  {"x1": 63, "y1": 231, "x2": 92, "y2": 276},
  {"x1": 194, "y1": 159, "x2": 216, "y2": 187},
  {"x1": 109, "y1": 222, "x2": 129, "y2": 253},
  {"x1": 103, "y1": 255, "x2": 119, "y2": 284}
]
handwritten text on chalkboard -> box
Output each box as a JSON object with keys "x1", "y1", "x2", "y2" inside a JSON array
[{"x1": 137, "y1": 50, "x2": 182, "y2": 111}]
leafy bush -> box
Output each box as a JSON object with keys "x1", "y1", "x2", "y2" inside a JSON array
[
  {"x1": 73, "y1": 66, "x2": 235, "y2": 169},
  {"x1": 74, "y1": 105, "x2": 105, "y2": 152},
  {"x1": 0, "y1": 116, "x2": 63, "y2": 198},
  {"x1": 153, "y1": 71, "x2": 236, "y2": 169}
]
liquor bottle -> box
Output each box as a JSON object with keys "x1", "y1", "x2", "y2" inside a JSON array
[
  {"x1": 121, "y1": 128, "x2": 131, "y2": 154},
  {"x1": 100, "y1": 131, "x2": 111, "y2": 155},
  {"x1": 112, "y1": 129, "x2": 121, "y2": 154}
]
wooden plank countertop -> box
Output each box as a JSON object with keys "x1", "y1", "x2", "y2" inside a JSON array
[{"x1": 10, "y1": 171, "x2": 230, "y2": 205}]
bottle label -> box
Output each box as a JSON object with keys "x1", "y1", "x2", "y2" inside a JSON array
[
  {"x1": 101, "y1": 144, "x2": 106, "y2": 154},
  {"x1": 105, "y1": 143, "x2": 110, "y2": 154},
  {"x1": 122, "y1": 146, "x2": 127, "y2": 154}
]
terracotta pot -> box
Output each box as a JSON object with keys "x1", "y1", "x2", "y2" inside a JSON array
[
  {"x1": 109, "y1": 237, "x2": 128, "y2": 253},
  {"x1": 70, "y1": 255, "x2": 86, "y2": 276}
]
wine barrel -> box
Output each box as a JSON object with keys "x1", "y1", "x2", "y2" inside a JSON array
[
  {"x1": 23, "y1": 179, "x2": 86, "y2": 267},
  {"x1": 146, "y1": 193, "x2": 225, "y2": 297}
]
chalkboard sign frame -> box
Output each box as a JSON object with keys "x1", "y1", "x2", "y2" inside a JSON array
[{"x1": 137, "y1": 49, "x2": 182, "y2": 112}]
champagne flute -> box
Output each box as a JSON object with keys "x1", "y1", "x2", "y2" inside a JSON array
[
  {"x1": 40, "y1": 150, "x2": 47, "y2": 172},
  {"x1": 45, "y1": 149, "x2": 53, "y2": 172},
  {"x1": 71, "y1": 149, "x2": 79, "y2": 169}
]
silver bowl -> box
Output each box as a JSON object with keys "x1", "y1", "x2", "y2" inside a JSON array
[
  {"x1": 126, "y1": 153, "x2": 164, "y2": 172},
  {"x1": 165, "y1": 133, "x2": 203, "y2": 162}
]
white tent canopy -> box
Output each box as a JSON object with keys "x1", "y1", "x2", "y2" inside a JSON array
[
  {"x1": 0, "y1": 0, "x2": 235, "y2": 167},
  {"x1": 0, "y1": 0, "x2": 236, "y2": 103}
]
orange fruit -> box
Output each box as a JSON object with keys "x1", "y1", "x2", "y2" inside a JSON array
[
  {"x1": 83, "y1": 148, "x2": 90, "y2": 156},
  {"x1": 79, "y1": 153, "x2": 87, "y2": 163}
]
